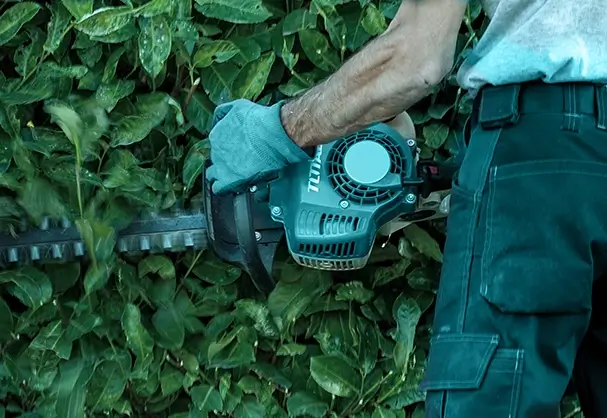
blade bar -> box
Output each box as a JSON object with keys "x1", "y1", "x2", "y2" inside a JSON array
[{"x1": 0, "y1": 210, "x2": 209, "y2": 266}]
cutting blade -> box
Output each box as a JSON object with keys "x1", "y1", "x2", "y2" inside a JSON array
[{"x1": 0, "y1": 210, "x2": 208, "y2": 267}]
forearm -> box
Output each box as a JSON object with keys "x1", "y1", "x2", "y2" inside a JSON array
[{"x1": 280, "y1": 0, "x2": 466, "y2": 148}]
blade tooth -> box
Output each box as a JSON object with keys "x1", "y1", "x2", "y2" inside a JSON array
[
  {"x1": 74, "y1": 241, "x2": 85, "y2": 257},
  {"x1": 140, "y1": 236, "x2": 150, "y2": 251},
  {"x1": 51, "y1": 244, "x2": 62, "y2": 259},
  {"x1": 8, "y1": 247, "x2": 18, "y2": 263},
  {"x1": 61, "y1": 217, "x2": 71, "y2": 229},
  {"x1": 118, "y1": 238, "x2": 128, "y2": 252},
  {"x1": 162, "y1": 234, "x2": 172, "y2": 250},
  {"x1": 31, "y1": 246, "x2": 40, "y2": 261},
  {"x1": 39, "y1": 217, "x2": 49, "y2": 230},
  {"x1": 184, "y1": 232, "x2": 194, "y2": 247}
]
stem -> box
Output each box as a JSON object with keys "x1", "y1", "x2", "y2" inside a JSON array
[
  {"x1": 184, "y1": 77, "x2": 200, "y2": 109},
  {"x1": 367, "y1": 370, "x2": 399, "y2": 406},
  {"x1": 74, "y1": 138, "x2": 84, "y2": 219},
  {"x1": 563, "y1": 407, "x2": 582, "y2": 418}
]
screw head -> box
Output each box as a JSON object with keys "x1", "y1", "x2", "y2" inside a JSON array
[
  {"x1": 405, "y1": 193, "x2": 417, "y2": 204},
  {"x1": 249, "y1": 185, "x2": 257, "y2": 193},
  {"x1": 407, "y1": 139, "x2": 416, "y2": 147},
  {"x1": 271, "y1": 206, "x2": 282, "y2": 216},
  {"x1": 255, "y1": 231, "x2": 262, "y2": 241},
  {"x1": 339, "y1": 200, "x2": 349, "y2": 209}
]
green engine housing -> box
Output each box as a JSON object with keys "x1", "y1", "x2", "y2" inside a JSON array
[{"x1": 268, "y1": 123, "x2": 423, "y2": 270}]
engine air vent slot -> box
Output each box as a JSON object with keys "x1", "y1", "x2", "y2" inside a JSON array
[
  {"x1": 299, "y1": 241, "x2": 356, "y2": 257},
  {"x1": 319, "y1": 213, "x2": 360, "y2": 235}
]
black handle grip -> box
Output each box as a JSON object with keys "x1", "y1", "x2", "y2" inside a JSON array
[{"x1": 418, "y1": 160, "x2": 460, "y2": 197}]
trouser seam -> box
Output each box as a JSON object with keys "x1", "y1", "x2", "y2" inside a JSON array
[{"x1": 459, "y1": 127, "x2": 503, "y2": 332}]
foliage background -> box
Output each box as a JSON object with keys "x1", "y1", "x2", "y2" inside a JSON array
[{"x1": 0, "y1": 0, "x2": 584, "y2": 417}]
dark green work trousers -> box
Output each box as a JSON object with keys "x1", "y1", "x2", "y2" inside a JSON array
[{"x1": 420, "y1": 81, "x2": 607, "y2": 418}]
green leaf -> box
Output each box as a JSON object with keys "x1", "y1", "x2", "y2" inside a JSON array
[
  {"x1": 0, "y1": 266, "x2": 53, "y2": 309},
  {"x1": 138, "y1": 15, "x2": 172, "y2": 78},
  {"x1": 160, "y1": 364, "x2": 185, "y2": 396},
  {"x1": 193, "y1": 40, "x2": 240, "y2": 68},
  {"x1": 83, "y1": 259, "x2": 115, "y2": 295},
  {"x1": 200, "y1": 63, "x2": 240, "y2": 104},
  {"x1": 233, "y1": 396, "x2": 264, "y2": 418},
  {"x1": 283, "y1": 9, "x2": 317, "y2": 35},
  {"x1": 372, "y1": 258, "x2": 411, "y2": 288},
  {"x1": 235, "y1": 299, "x2": 279, "y2": 337},
  {"x1": 423, "y1": 122, "x2": 450, "y2": 149},
  {"x1": 121, "y1": 303, "x2": 155, "y2": 374},
  {"x1": 267, "y1": 268, "x2": 332, "y2": 327},
  {"x1": 46, "y1": 263, "x2": 81, "y2": 294},
  {"x1": 44, "y1": 2, "x2": 73, "y2": 54},
  {"x1": 138, "y1": 254, "x2": 176, "y2": 279},
  {"x1": 86, "y1": 359, "x2": 128, "y2": 411},
  {"x1": 335, "y1": 281, "x2": 374, "y2": 303},
  {"x1": 402, "y1": 224, "x2": 443, "y2": 262},
  {"x1": 138, "y1": 0, "x2": 176, "y2": 17},
  {"x1": 361, "y1": 4, "x2": 387, "y2": 36},
  {"x1": 95, "y1": 80, "x2": 136, "y2": 112},
  {"x1": 372, "y1": 407, "x2": 397, "y2": 418},
  {"x1": 276, "y1": 343, "x2": 307, "y2": 356},
  {"x1": 391, "y1": 294, "x2": 422, "y2": 371},
  {"x1": 298, "y1": 29, "x2": 340, "y2": 72},
  {"x1": 286, "y1": 391, "x2": 328, "y2": 418},
  {"x1": 75, "y1": 6, "x2": 135, "y2": 37},
  {"x1": 0, "y1": 3, "x2": 42, "y2": 46},
  {"x1": 182, "y1": 138, "x2": 210, "y2": 192},
  {"x1": 75, "y1": 218, "x2": 117, "y2": 265},
  {"x1": 152, "y1": 303, "x2": 185, "y2": 349},
  {"x1": 0, "y1": 295, "x2": 14, "y2": 343},
  {"x1": 191, "y1": 251, "x2": 242, "y2": 285},
  {"x1": 109, "y1": 92, "x2": 171, "y2": 146},
  {"x1": 309, "y1": 355, "x2": 361, "y2": 398},
  {"x1": 194, "y1": 0, "x2": 273, "y2": 24},
  {"x1": 53, "y1": 356, "x2": 94, "y2": 418},
  {"x1": 61, "y1": 0, "x2": 93, "y2": 20},
  {"x1": 190, "y1": 384, "x2": 223, "y2": 413},
  {"x1": 231, "y1": 52, "x2": 276, "y2": 101}
]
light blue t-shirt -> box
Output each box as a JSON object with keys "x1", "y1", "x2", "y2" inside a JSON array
[{"x1": 457, "y1": 0, "x2": 607, "y2": 96}]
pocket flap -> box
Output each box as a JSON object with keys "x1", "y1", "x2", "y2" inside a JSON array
[{"x1": 420, "y1": 333, "x2": 499, "y2": 391}]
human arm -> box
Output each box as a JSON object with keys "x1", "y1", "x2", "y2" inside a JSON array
[{"x1": 280, "y1": 0, "x2": 469, "y2": 148}]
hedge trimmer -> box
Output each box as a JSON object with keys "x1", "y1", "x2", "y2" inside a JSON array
[{"x1": 0, "y1": 118, "x2": 461, "y2": 293}]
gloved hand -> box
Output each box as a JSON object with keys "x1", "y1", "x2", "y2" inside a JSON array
[{"x1": 205, "y1": 99, "x2": 312, "y2": 195}]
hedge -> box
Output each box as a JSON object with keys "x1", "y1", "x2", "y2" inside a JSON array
[{"x1": 0, "y1": 1, "x2": 584, "y2": 417}]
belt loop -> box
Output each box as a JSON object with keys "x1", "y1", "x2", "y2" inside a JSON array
[
  {"x1": 595, "y1": 84, "x2": 607, "y2": 131},
  {"x1": 562, "y1": 84, "x2": 581, "y2": 132},
  {"x1": 478, "y1": 84, "x2": 520, "y2": 129}
]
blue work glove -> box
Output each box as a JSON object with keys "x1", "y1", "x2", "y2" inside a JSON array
[{"x1": 205, "y1": 99, "x2": 312, "y2": 195}]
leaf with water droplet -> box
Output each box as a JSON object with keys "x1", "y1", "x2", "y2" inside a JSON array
[
  {"x1": 95, "y1": 80, "x2": 136, "y2": 112},
  {"x1": 194, "y1": 0, "x2": 273, "y2": 24},
  {"x1": 0, "y1": 2, "x2": 42, "y2": 46},
  {"x1": 44, "y1": 2, "x2": 72, "y2": 54},
  {"x1": 0, "y1": 266, "x2": 53, "y2": 309},
  {"x1": 298, "y1": 29, "x2": 340, "y2": 72},
  {"x1": 182, "y1": 136, "x2": 211, "y2": 191},
  {"x1": 283, "y1": 8, "x2": 317, "y2": 36},
  {"x1": 61, "y1": 0, "x2": 93, "y2": 20},
  {"x1": 231, "y1": 52, "x2": 276, "y2": 100},
  {"x1": 193, "y1": 40, "x2": 240, "y2": 68},
  {"x1": 138, "y1": 15, "x2": 172, "y2": 79},
  {"x1": 361, "y1": 3, "x2": 387, "y2": 36},
  {"x1": 74, "y1": 6, "x2": 135, "y2": 37}
]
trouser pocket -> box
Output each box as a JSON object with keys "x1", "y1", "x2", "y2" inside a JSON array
[
  {"x1": 420, "y1": 333, "x2": 523, "y2": 418},
  {"x1": 480, "y1": 160, "x2": 607, "y2": 314}
]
